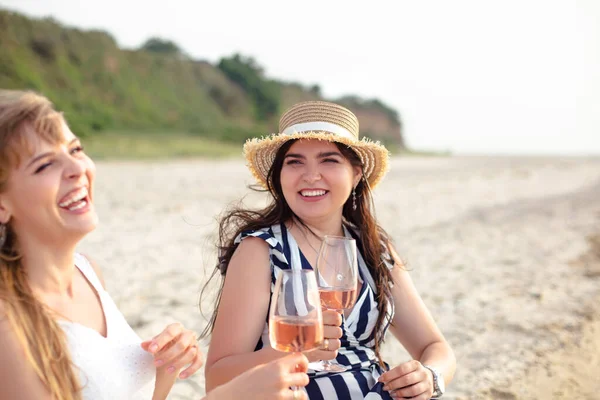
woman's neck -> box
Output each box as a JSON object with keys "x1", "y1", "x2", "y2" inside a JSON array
[
  {"x1": 18, "y1": 238, "x2": 78, "y2": 295},
  {"x1": 291, "y1": 216, "x2": 344, "y2": 240}
]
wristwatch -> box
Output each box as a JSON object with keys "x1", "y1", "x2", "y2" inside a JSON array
[{"x1": 423, "y1": 365, "x2": 445, "y2": 398}]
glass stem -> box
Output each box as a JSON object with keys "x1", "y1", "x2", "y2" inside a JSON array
[{"x1": 291, "y1": 351, "x2": 301, "y2": 392}]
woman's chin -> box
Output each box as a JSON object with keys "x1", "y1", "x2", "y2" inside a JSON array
[{"x1": 62, "y1": 214, "x2": 99, "y2": 238}]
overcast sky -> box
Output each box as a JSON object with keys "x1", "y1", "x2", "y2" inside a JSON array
[{"x1": 1, "y1": 0, "x2": 598, "y2": 155}]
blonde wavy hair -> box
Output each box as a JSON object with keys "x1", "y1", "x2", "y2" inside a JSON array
[{"x1": 0, "y1": 90, "x2": 82, "y2": 399}]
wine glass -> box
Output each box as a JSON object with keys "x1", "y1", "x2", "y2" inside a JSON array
[
  {"x1": 313, "y1": 235, "x2": 358, "y2": 372},
  {"x1": 269, "y1": 269, "x2": 323, "y2": 393}
]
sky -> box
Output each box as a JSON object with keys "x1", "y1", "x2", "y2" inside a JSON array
[{"x1": 1, "y1": 0, "x2": 598, "y2": 155}]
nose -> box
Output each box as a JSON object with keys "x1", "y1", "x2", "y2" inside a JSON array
[
  {"x1": 302, "y1": 164, "x2": 322, "y2": 184},
  {"x1": 64, "y1": 155, "x2": 87, "y2": 180}
]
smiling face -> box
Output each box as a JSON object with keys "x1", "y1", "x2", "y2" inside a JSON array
[
  {"x1": 279, "y1": 139, "x2": 362, "y2": 224},
  {"x1": 0, "y1": 120, "x2": 98, "y2": 247}
]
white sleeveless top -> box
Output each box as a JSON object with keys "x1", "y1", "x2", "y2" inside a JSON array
[{"x1": 57, "y1": 254, "x2": 156, "y2": 399}]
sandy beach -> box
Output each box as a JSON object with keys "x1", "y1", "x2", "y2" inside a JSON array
[{"x1": 78, "y1": 155, "x2": 600, "y2": 399}]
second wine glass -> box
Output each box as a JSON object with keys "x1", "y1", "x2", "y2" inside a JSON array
[{"x1": 314, "y1": 234, "x2": 358, "y2": 372}]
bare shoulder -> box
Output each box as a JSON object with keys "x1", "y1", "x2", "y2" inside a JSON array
[
  {"x1": 79, "y1": 253, "x2": 106, "y2": 288},
  {"x1": 227, "y1": 235, "x2": 272, "y2": 278},
  {"x1": 224, "y1": 236, "x2": 272, "y2": 281},
  {"x1": 232, "y1": 236, "x2": 270, "y2": 259}
]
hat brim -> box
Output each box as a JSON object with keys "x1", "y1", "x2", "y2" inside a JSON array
[{"x1": 243, "y1": 131, "x2": 390, "y2": 190}]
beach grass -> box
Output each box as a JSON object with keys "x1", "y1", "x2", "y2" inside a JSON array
[
  {"x1": 82, "y1": 131, "x2": 449, "y2": 161},
  {"x1": 83, "y1": 132, "x2": 243, "y2": 160}
]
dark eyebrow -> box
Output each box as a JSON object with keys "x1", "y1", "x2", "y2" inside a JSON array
[
  {"x1": 284, "y1": 153, "x2": 305, "y2": 159},
  {"x1": 26, "y1": 138, "x2": 79, "y2": 168},
  {"x1": 284, "y1": 151, "x2": 343, "y2": 159},
  {"x1": 318, "y1": 151, "x2": 343, "y2": 158}
]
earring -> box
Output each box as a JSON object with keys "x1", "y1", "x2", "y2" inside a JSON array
[
  {"x1": 0, "y1": 223, "x2": 6, "y2": 248},
  {"x1": 352, "y1": 188, "x2": 357, "y2": 211}
]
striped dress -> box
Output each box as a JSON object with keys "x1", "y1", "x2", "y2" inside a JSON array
[{"x1": 235, "y1": 223, "x2": 395, "y2": 400}]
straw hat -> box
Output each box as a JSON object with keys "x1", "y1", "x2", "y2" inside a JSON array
[{"x1": 244, "y1": 101, "x2": 390, "y2": 189}]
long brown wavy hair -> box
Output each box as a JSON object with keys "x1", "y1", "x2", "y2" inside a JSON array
[
  {"x1": 0, "y1": 90, "x2": 82, "y2": 399},
  {"x1": 201, "y1": 139, "x2": 395, "y2": 365}
]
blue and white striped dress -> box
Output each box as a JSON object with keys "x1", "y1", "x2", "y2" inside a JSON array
[{"x1": 235, "y1": 223, "x2": 395, "y2": 399}]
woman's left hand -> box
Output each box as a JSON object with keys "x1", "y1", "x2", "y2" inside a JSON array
[
  {"x1": 377, "y1": 360, "x2": 433, "y2": 399},
  {"x1": 141, "y1": 322, "x2": 203, "y2": 380}
]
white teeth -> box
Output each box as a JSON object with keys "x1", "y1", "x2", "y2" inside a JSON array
[
  {"x1": 59, "y1": 187, "x2": 88, "y2": 208},
  {"x1": 68, "y1": 200, "x2": 87, "y2": 211},
  {"x1": 300, "y1": 190, "x2": 326, "y2": 197}
]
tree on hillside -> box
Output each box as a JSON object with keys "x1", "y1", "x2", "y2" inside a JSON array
[
  {"x1": 217, "y1": 53, "x2": 280, "y2": 121},
  {"x1": 309, "y1": 84, "x2": 321, "y2": 96},
  {"x1": 140, "y1": 37, "x2": 183, "y2": 55}
]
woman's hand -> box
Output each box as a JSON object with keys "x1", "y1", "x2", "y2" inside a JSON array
[
  {"x1": 141, "y1": 322, "x2": 203, "y2": 379},
  {"x1": 206, "y1": 353, "x2": 310, "y2": 400},
  {"x1": 377, "y1": 360, "x2": 434, "y2": 400},
  {"x1": 304, "y1": 309, "x2": 343, "y2": 363}
]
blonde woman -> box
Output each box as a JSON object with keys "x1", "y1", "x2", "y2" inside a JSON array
[
  {"x1": 0, "y1": 89, "x2": 205, "y2": 399},
  {"x1": 203, "y1": 101, "x2": 456, "y2": 399},
  {"x1": 0, "y1": 89, "x2": 311, "y2": 400}
]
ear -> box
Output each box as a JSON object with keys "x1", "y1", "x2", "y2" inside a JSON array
[{"x1": 0, "y1": 195, "x2": 12, "y2": 225}]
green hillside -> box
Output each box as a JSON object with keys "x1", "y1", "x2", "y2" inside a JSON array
[{"x1": 0, "y1": 9, "x2": 405, "y2": 154}]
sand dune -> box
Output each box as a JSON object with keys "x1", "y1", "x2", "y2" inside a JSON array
[{"x1": 78, "y1": 156, "x2": 600, "y2": 399}]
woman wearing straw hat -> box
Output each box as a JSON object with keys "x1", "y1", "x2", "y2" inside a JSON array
[
  {"x1": 203, "y1": 101, "x2": 456, "y2": 399},
  {"x1": 0, "y1": 89, "x2": 310, "y2": 400}
]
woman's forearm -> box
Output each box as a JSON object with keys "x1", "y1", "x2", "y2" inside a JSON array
[
  {"x1": 419, "y1": 340, "x2": 456, "y2": 386},
  {"x1": 205, "y1": 346, "x2": 284, "y2": 392},
  {"x1": 152, "y1": 366, "x2": 179, "y2": 400}
]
